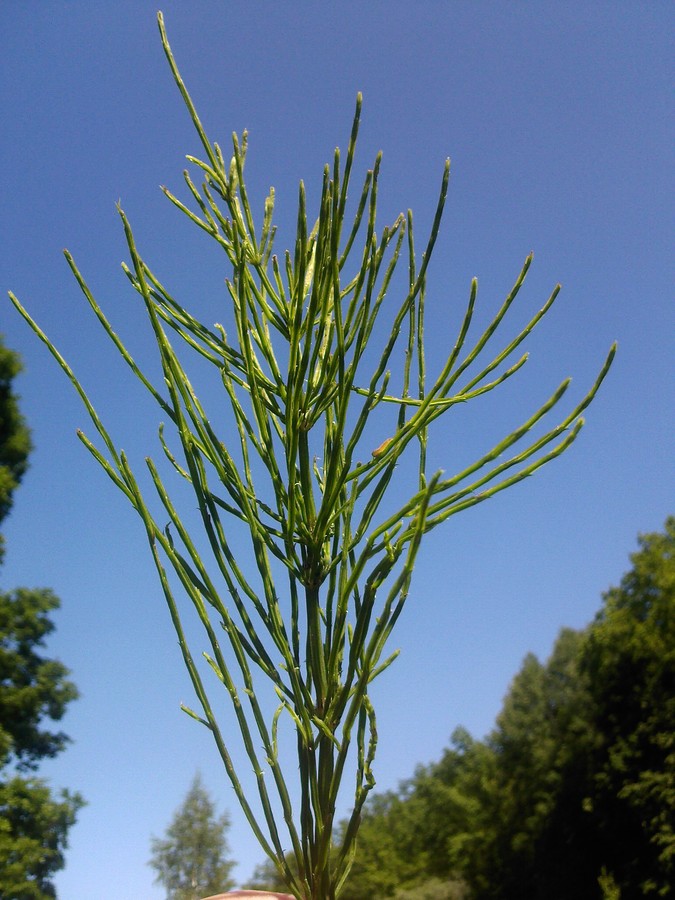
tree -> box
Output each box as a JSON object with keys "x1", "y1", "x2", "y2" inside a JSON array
[
  {"x1": 0, "y1": 334, "x2": 84, "y2": 899},
  {"x1": 340, "y1": 519, "x2": 674, "y2": 899},
  {"x1": 460, "y1": 521, "x2": 675, "y2": 899},
  {"x1": 0, "y1": 775, "x2": 82, "y2": 900},
  {"x1": 471, "y1": 628, "x2": 601, "y2": 899},
  {"x1": 0, "y1": 588, "x2": 79, "y2": 771},
  {"x1": 340, "y1": 633, "x2": 599, "y2": 899},
  {"x1": 338, "y1": 787, "x2": 434, "y2": 898},
  {"x1": 0, "y1": 334, "x2": 31, "y2": 560},
  {"x1": 581, "y1": 518, "x2": 675, "y2": 897},
  {"x1": 392, "y1": 880, "x2": 470, "y2": 900},
  {"x1": 245, "y1": 854, "x2": 301, "y2": 893},
  {"x1": 342, "y1": 627, "x2": 600, "y2": 900},
  {"x1": 339, "y1": 729, "x2": 488, "y2": 898},
  {"x1": 149, "y1": 772, "x2": 236, "y2": 899}
]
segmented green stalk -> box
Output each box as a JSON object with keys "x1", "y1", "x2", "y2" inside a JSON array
[{"x1": 8, "y1": 12, "x2": 615, "y2": 899}]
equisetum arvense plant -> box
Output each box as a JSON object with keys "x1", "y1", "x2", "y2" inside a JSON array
[{"x1": 9, "y1": 12, "x2": 615, "y2": 899}]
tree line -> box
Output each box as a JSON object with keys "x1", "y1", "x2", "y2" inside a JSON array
[{"x1": 336, "y1": 516, "x2": 674, "y2": 899}]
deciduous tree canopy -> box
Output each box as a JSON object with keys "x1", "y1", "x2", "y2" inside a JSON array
[
  {"x1": 0, "y1": 334, "x2": 84, "y2": 900},
  {"x1": 0, "y1": 335, "x2": 31, "y2": 560},
  {"x1": 0, "y1": 775, "x2": 82, "y2": 900},
  {"x1": 340, "y1": 519, "x2": 674, "y2": 899},
  {"x1": 581, "y1": 517, "x2": 675, "y2": 896},
  {"x1": 0, "y1": 588, "x2": 79, "y2": 771}
]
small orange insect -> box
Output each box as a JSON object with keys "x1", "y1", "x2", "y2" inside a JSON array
[{"x1": 371, "y1": 437, "x2": 394, "y2": 459}]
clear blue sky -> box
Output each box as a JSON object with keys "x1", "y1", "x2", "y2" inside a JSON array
[{"x1": 1, "y1": 2, "x2": 672, "y2": 897}]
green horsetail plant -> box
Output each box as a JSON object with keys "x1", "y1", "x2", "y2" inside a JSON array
[{"x1": 9, "y1": 12, "x2": 615, "y2": 900}]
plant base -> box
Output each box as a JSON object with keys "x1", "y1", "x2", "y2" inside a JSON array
[{"x1": 201, "y1": 891, "x2": 294, "y2": 900}]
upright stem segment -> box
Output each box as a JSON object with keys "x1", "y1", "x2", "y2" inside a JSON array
[{"x1": 8, "y1": 11, "x2": 615, "y2": 898}]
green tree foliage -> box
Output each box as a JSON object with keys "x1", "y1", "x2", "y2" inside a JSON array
[
  {"x1": 339, "y1": 728, "x2": 488, "y2": 898},
  {"x1": 149, "y1": 772, "x2": 236, "y2": 899},
  {"x1": 341, "y1": 633, "x2": 595, "y2": 900},
  {"x1": 423, "y1": 729, "x2": 498, "y2": 897},
  {"x1": 342, "y1": 519, "x2": 674, "y2": 899},
  {"x1": 245, "y1": 857, "x2": 288, "y2": 892},
  {"x1": 581, "y1": 517, "x2": 675, "y2": 896},
  {"x1": 392, "y1": 879, "x2": 470, "y2": 900},
  {"x1": 339, "y1": 788, "x2": 435, "y2": 898},
  {"x1": 245, "y1": 853, "x2": 301, "y2": 893},
  {"x1": 0, "y1": 337, "x2": 84, "y2": 899},
  {"x1": 0, "y1": 334, "x2": 31, "y2": 559},
  {"x1": 0, "y1": 775, "x2": 82, "y2": 900},
  {"x1": 0, "y1": 589, "x2": 79, "y2": 770},
  {"x1": 468, "y1": 629, "x2": 601, "y2": 899}
]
